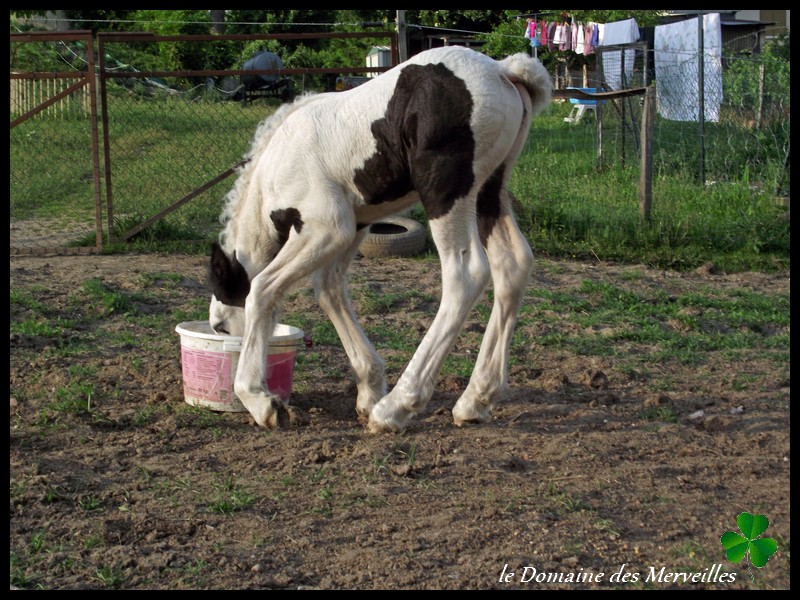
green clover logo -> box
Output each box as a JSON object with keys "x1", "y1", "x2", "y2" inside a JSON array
[{"x1": 720, "y1": 512, "x2": 778, "y2": 578}]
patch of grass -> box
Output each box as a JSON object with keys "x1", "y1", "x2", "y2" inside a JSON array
[
  {"x1": 50, "y1": 381, "x2": 96, "y2": 417},
  {"x1": 180, "y1": 558, "x2": 209, "y2": 588},
  {"x1": 593, "y1": 517, "x2": 622, "y2": 538},
  {"x1": 206, "y1": 474, "x2": 256, "y2": 515},
  {"x1": 93, "y1": 563, "x2": 126, "y2": 588},
  {"x1": 521, "y1": 279, "x2": 789, "y2": 371},
  {"x1": 72, "y1": 213, "x2": 205, "y2": 250},
  {"x1": 308, "y1": 467, "x2": 329, "y2": 483},
  {"x1": 78, "y1": 495, "x2": 104, "y2": 512},
  {"x1": 10, "y1": 317, "x2": 64, "y2": 338},
  {"x1": 442, "y1": 353, "x2": 475, "y2": 378},
  {"x1": 173, "y1": 298, "x2": 212, "y2": 323},
  {"x1": 82, "y1": 278, "x2": 132, "y2": 315},
  {"x1": 513, "y1": 110, "x2": 789, "y2": 272},
  {"x1": 174, "y1": 405, "x2": 224, "y2": 430},
  {"x1": 544, "y1": 482, "x2": 589, "y2": 515},
  {"x1": 358, "y1": 287, "x2": 406, "y2": 314},
  {"x1": 10, "y1": 289, "x2": 45, "y2": 312},
  {"x1": 138, "y1": 272, "x2": 185, "y2": 287},
  {"x1": 641, "y1": 406, "x2": 679, "y2": 423},
  {"x1": 10, "y1": 551, "x2": 36, "y2": 589},
  {"x1": 82, "y1": 534, "x2": 104, "y2": 550},
  {"x1": 67, "y1": 364, "x2": 98, "y2": 378},
  {"x1": 732, "y1": 372, "x2": 762, "y2": 391},
  {"x1": 310, "y1": 319, "x2": 340, "y2": 346},
  {"x1": 28, "y1": 530, "x2": 47, "y2": 555},
  {"x1": 133, "y1": 405, "x2": 160, "y2": 427},
  {"x1": 366, "y1": 323, "x2": 418, "y2": 353}
]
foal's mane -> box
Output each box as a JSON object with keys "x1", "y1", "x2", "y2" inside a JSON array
[{"x1": 217, "y1": 94, "x2": 321, "y2": 254}]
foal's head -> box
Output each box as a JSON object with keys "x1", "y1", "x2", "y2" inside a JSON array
[{"x1": 208, "y1": 242, "x2": 248, "y2": 336}]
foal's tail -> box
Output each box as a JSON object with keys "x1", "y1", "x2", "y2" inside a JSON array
[
  {"x1": 493, "y1": 53, "x2": 553, "y2": 181},
  {"x1": 498, "y1": 53, "x2": 552, "y2": 118}
]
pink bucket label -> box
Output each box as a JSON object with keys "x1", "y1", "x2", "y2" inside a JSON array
[
  {"x1": 180, "y1": 347, "x2": 296, "y2": 404},
  {"x1": 181, "y1": 347, "x2": 235, "y2": 404}
]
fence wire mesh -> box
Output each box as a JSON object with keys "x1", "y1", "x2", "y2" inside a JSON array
[
  {"x1": 10, "y1": 32, "x2": 791, "y2": 255},
  {"x1": 543, "y1": 43, "x2": 789, "y2": 194},
  {"x1": 10, "y1": 74, "x2": 99, "y2": 253},
  {"x1": 101, "y1": 75, "x2": 268, "y2": 243}
]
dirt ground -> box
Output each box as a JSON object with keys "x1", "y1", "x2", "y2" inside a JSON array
[{"x1": 9, "y1": 252, "x2": 790, "y2": 590}]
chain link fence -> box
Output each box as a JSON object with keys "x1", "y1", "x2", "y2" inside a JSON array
[
  {"x1": 547, "y1": 42, "x2": 789, "y2": 199},
  {"x1": 10, "y1": 31, "x2": 397, "y2": 254},
  {"x1": 10, "y1": 31, "x2": 790, "y2": 255},
  {"x1": 11, "y1": 32, "x2": 103, "y2": 254},
  {"x1": 596, "y1": 43, "x2": 789, "y2": 191}
]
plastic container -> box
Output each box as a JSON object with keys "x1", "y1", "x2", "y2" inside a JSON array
[
  {"x1": 567, "y1": 87, "x2": 602, "y2": 106},
  {"x1": 175, "y1": 321, "x2": 304, "y2": 412}
]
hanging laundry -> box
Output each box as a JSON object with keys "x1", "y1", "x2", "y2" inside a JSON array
[
  {"x1": 524, "y1": 18, "x2": 542, "y2": 48},
  {"x1": 583, "y1": 23, "x2": 595, "y2": 55},
  {"x1": 523, "y1": 19, "x2": 532, "y2": 38},
  {"x1": 559, "y1": 23, "x2": 571, "y2": 51},
  {"x1": 575, "y1": 22, "x2": 585, "y2": 54},
  {"x1": 597, "y1": 18, "x2": 639, "y2": 90},
  {"x1": 546, "y1": 22, "x2": 558, "y2": 51},
  {"x1": 600, "y1": 18, "x2": 639, "y2": 45},
  {"x1": 654, "y1": 13, "x2": 722, "y2": 122},
  {"x1": 571, "y1": 19, "x2": 579, "y2": 51}
]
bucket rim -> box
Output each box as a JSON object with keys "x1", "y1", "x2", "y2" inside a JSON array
[{"x1": 175, "y1": 320, "x2": 304, "y2": 346}]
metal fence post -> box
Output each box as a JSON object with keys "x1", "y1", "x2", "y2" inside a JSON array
[
  {"x1": 698, "y1": 15, "x2": 706, "y2": 184},
  {"x1": 639, "y1": 87, "x2": 655, "y2": 222}
]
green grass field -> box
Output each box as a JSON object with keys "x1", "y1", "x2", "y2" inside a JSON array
[{"x1": 10, "y1": 92, "x2": 789, "y2": 272}]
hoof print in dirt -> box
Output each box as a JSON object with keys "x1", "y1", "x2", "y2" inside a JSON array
[{"x1": 582, "y1": 368, "x2": 609, "y2": 389}]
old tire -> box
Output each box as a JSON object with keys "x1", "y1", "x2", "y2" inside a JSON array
[{"x1": 359, "y1": 216, "x2": 427, "y2": 258}]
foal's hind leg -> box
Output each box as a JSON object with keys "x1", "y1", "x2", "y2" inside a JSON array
[
  {"x1": 312, "y1": 232, "x2": 386, "y2": 422},
  {"x1": 368, "y1": 206, "x2": 491, "y2": 433},
  {"x1": 452, "y1": 199, "x2": 533, "y2": 425}
]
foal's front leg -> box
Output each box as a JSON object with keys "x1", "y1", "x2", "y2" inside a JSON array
[
  {"x1": 234, "y1": 275, "x2": 289, "y2": 428},
  {"x1": 235, "y1": 222, "x2": 356, "y2": 428}
]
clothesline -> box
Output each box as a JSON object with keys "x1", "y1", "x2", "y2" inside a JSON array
[
  {"x1": 524, "y1": 17, "x2": 602, "y2": 56},
  {"x1": 522, "y1": 17, "x2": 642, "y2": 57}
]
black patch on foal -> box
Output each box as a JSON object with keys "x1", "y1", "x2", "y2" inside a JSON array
[
  {"x1": 353, "y1": 62, "x2": 476, "y2": 219},
  {"x1": 476, "y1": 164, "x2": 504, "y2": 246},
  {"x1": 270, "y1": 208, "x2": 304, "y2": 247},
  {"x1": 209, "y1": 242, "x2": 250, "y2": 307}
]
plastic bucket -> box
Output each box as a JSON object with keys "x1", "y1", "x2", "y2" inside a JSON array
[{"x1": 175, "y1": 321, "x2": 304, "y2": 412}]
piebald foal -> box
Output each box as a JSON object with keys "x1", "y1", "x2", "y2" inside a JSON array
[{"x1": 208, "y1": 46, "x2": 552, "y2": 432}]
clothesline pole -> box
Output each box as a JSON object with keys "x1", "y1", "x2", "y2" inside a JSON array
[
  {"x1": 621, "y1": 51, "x2": 626, "y2": 169},
  {"x1": 698, "y1": 15, "x2": 706, "y2": 184},
  {"x1": 596, "y1": 94, "x2": 603, "y2": 168},
  {"x1": 639, "y1": 87, "x2": 655, "y2": 222}
]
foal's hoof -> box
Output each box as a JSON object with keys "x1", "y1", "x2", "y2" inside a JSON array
[
  {"x1": 452, "y1": 403, "x2": 493, "y2": 427},
  {"x1": 244, "y1": 396, "x2": 290, "y2": 429},
  {"x1": 286, "y1": 406, "x2": 309, "y2": 427},
  {"x1": 366, "y1": 417, "x2": 403, "y2": 434},
  {"x1": 366, "y1": 400, "x2": 412, "y2": 434}
]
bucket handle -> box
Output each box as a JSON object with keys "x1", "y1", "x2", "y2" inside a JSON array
[
  {"x1": 222, "y1": 340, "x2": 241, "y2": 353},
  {"x1": 221, "y1": 338, "x2": 307, "y2": 353}
]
